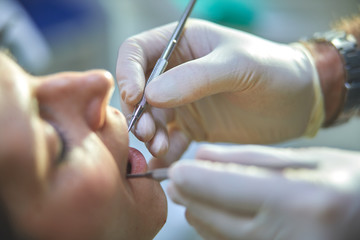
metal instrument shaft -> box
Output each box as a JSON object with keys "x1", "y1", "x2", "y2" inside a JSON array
[
  {"x1": 127, "y1": 0, "x2": 197, "y2": 132},
  {"x1": 126, "y1": 168, "x2": 169, "y2": 182}
]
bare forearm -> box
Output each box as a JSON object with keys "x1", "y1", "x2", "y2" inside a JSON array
[{"x1": 302, "y1": 15, "x2": 360, "y2": 126}]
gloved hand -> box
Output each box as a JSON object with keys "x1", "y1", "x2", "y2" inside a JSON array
[
  {"x1": 117, "y1": 19, "x2": 324, "y2": 167},
  {"x1": 167, "y1": 145, "x2": 360, "y2": 240}
]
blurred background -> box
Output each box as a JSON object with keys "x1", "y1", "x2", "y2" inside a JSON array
[{"x1": 1, "y1": 0, "x2": 359, "y2": 239}]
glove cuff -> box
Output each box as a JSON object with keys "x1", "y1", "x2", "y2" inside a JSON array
[{"x1": 291, "y1": 43, "x2": 325, "y2": 137}]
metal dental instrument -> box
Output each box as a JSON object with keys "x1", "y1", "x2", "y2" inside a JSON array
[
  {"x1": 127, "y1": 0, "x2": 197, "y2": 132},
  {"x1": 126, "y1": 168, "x2": 169, "y2": 182}
]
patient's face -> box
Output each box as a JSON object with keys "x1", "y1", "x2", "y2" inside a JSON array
[{"x1": 0, "y1": 53, "x2": 166, "y2": 240}]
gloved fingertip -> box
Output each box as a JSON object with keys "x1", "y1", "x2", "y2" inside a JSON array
[
  {"x1": 166, "y1": 182, "x2": 185, "y2": 205},
  {"x1": 148, "y1": 158, "x2": 170, "y2": 170},
  {"x1": 145, "y1": 78, "x2": 178, "y2": 107},
  {"x1": 147, "y1": 141, "x2": 169, "y2": 158},
  {"x1": 119, "y1": 81, "x2": 143, "y2": 105},
  {"x1": 195, "y1": 144, "x2": 219, "y2": 159},
  {"x1": 147, "y1": 128, "x2": 169, "y2": 156},
  {"x1": 166, "y1": 182, "x2": 176, "y2": 198},
  {"x1": 144, "y1": 78, "x2": 157, "y2": 92},
  {"x1": 168, "y1": 162, "x2": 191, "y2": 185},
  {"x1": 133, "y1": 113, "x2": 155, "y2": 142},
  {"x1": 184, "y1": 210, "x2": 195, "y2": 226}
]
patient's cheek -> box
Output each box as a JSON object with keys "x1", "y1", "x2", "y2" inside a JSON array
[
  {"x1": 71, "y1": 167, "x2": 120, "y2": 209},
  {"x1": 31, "y1": 171, "x2": 124, "y2": 239}
]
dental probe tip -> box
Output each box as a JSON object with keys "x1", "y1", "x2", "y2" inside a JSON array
[
  {"x1": 127, "y1": 168, "x2": 169, "y2": 182},
  {"x1": 127, "y1": 104, "x2": 146, "y2": 132},
  {"x1": 127, "y1": 118, "x2": 135, "y2": 132}
]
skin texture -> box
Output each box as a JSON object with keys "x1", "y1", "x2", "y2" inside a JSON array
[{"x1": 0, "y1": 52, "x2": 167, "y2": 240}]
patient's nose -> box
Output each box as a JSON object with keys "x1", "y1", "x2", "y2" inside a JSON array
[{"x1": 36, "y1": 70, "x2": 114, "y2": 130}]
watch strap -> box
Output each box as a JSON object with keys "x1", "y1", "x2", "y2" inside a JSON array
[{"x1": 343, "y1": 48, "x2": 360, "y2": 111}]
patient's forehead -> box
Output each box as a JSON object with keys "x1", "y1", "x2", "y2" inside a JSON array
[
  {"x1": 0, "y1": 52, "x2": 19, "y2": 96},
  {"x1": 0, "y1": 52, "x2": 32, "y2": 151},
  {"x1": 0, "y1": 54, "x2": 17, "y2": 113},
  {"x1": 0, "y1": 52, "x2": 30, "y2": 105}
]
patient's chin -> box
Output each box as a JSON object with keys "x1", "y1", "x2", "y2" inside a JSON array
[{"x1": 137, "y1": 181, "x2": 167, "y2": 239}]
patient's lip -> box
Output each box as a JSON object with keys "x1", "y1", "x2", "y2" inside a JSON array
[{"x1": 128, "y1": 147, "x2": 147, "y2": 174}]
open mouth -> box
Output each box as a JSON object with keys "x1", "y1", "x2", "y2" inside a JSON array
[{"x1": 127, "y1": 147, "x2": 147, "y2": 175}]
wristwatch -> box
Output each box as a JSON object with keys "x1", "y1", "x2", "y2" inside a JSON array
[{"x1": 308, "y1": 30, "x2": 360, "y2": 125}]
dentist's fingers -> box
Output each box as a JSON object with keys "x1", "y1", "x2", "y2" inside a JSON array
[
  {"x1": 117, "y1": 23, "x2": 180, "y2": 143},
  {"x1": 145, "y1": 107, "x2": 171, "y2": 157},
  {"x1": 196, "y1": 145, "x2": 318, "y2": 170},
  {"x1": 148, "y1": 124, "x2": 190, "y2": 169},
  {"x1": 168, "y1": 161, "x2": 292, "y2": 212},
  {"x1": 185, "y1": 210, "x2": 253, "y2": 240},
  {"x1": 145, "y1": 50, "x2": 239, "y2": 108},
  {"x1": 116, "y1": 23, "x2": 178, "y2": 106},
  {"x1": 120, "y1": 100, "x2": 155, "y2": 142},
  {"x1": 167, "y1": 181, "x2": 258, "y2": 240}
]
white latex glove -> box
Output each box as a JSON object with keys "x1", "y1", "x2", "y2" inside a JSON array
[
  {"x1": 117, "y1": 19, "x2": 324, "y2": 167},
  {"x1": 167, "y1": 145, "x2": 360, "y2": 240}
]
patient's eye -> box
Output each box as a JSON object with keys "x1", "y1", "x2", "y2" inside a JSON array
[
  {"x1": 52, "y1": 124, "x2": 69, "y2": 163},
  {"x1": 37, "y1": 104, "x2": 69, "y2": 164}
]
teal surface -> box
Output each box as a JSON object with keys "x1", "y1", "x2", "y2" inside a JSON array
[{"x1": 171, "y1": 0, "x2": 256, "y2": 26}]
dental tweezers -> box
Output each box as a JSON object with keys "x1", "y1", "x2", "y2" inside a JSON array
[
  {"x1": 126, "y1": 168, "x2": 169, "y2": 182},
  {"x1": 127, "y1": 0, "x2": 197, "y2": 132}
]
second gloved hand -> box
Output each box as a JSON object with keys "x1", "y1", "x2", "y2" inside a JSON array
[
  {"x1": 167, "y1": 145, "x2": 360, "y2": 240},
  {"x1": 117, "y1": 19, "x2": 324, "y2": 167}
]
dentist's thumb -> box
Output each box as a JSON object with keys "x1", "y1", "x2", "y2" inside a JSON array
[{"x1": 144, "y1": 55, "x2": 235, "y2": 108}]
